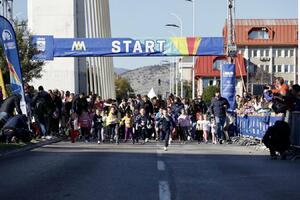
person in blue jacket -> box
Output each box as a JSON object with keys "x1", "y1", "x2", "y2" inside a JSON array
[{"x1": 210, "y1": 91, "x2": 229, "y2": 144}]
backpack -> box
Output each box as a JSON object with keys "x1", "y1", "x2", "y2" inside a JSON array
[{"x1": 35, "y1": 97, "x2": 47, "y2": 115}]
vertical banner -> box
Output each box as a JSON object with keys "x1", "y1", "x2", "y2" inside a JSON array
[
  {"x1": 0, "y1": 69, "x2": 7, "y2": 98},
  {"x1": 0, "y1": 16, "x2": 26, "y2": 114},
  {"x1": 221, "y1": 64, "x2": 236, "y2": 111}
]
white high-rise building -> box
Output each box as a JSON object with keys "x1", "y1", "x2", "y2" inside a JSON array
[{"x1": 28, "y1": 0, "x2": 115, "y2": 99}]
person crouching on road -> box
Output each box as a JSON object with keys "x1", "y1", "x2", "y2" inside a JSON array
[
  {"x1": 106, "y1": 106, "x2": 119, "y2": 144},
  {"x1": 157, "y1": 108, "x2": 175, "y2": 151}
]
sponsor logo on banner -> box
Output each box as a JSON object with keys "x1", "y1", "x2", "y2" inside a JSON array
[
  {"x1": 72, "y1": 41, "x2": 86, "y2": 51},
  {"x1": 36, "y1": 37, "x2": 46, "y2": 52},
  {"x1": 2, "y1": 29, "x2": 15, "y2": 50}
]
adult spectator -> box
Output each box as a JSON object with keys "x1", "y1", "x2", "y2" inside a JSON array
[
  {"x1": 272, "y1": 77, "x2": 289, "y2": 96},
  {"x1": 140, "y1": 95, "x2": 153, "y2": 116},
  {"x1": 287, "y1": 84, "x2": 300, "y2": 111},
  {"x1": 194, "y1": 95, "x2": 207, "y2": 114},
  {"x1": 210, "y1": 91, "x2": 229, "y2": 144},
  {"x1": 32, "y1": 86, "x2": 54, "y2": 137},
  {"x1": 72, "y1": 93, "x2": 88, "y2": 115},
  {"x1": 171, "y1": 97, "x2": 184, "y2": 118}
]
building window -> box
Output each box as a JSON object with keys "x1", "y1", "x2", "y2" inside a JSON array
[
  {"x1": 278, "y1": 65, "x2": 282, "y2": 73},
  {"x1": 284, "y1": 65, "x2": 289, "y2": 73},
  {"x1": 265, "y1": 49, "x2": 270, "y2": 57},
  {"x1": 272, "y1": 65, "x2": 277, "y2": 73},
  {"x1": 290, "y1": 65, "x2": 295, "y2": 73},
  {"x1": 278, "y1": 49, "x2": 282, "y2": 57},
  {"x1": 252, "y1": 49, "x2": 258, "y2": 57},
  {"x1": 213, "y1": 59, "x2": 226, "y2": 70},
  {"x1": 248, "y1": 27, "x2": 270, "y2": 39},
  {"x1": 284, "y1": 49, "x2": 289, "y2": 57},
  {"x1": 290, "y1": 49, "x2": 294, "y2": 57},
  {"x1": 272, "y1": 49, "x2": 277, "y2": 57},
  {"x1": 265, "y1": 65, "x2": 269, "y2": 72}
]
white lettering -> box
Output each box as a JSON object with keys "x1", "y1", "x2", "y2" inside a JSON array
[
  {"x1": 156, "y1": 40, "x2": 166, "y2": 52},
  {"x1": 112, "y1": 41, "x2": 121, "y2": 53},
  {"x1": 145, "y1": 40, "x2": 155, "y2": 53},
  {"x1": 133, "y1": 41, "x2": 143, "y2": 53},
  {"x1": 123, "y1": 40, "x2": 132, "y2": 53}
]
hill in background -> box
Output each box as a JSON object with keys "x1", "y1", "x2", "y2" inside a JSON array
[{"x1": 120, "y1": 64, "x2": 175, "y2": 97}]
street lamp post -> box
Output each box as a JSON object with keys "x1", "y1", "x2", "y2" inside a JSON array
[
  {"x1": 186, "y1": 0, "x2": 196, "y2": 99},
  {"x1": 165, "y1": 13, "x2": 183, "y2": 97}
]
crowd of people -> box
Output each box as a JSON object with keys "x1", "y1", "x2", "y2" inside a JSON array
[
  {"x1": 235, "y1": 77, "x2": 300, "y2": 116},
  {"x1": 0, "y1": 84, "x2": 236, "y2": 151},
  {"x1": 0, "y1": 76, "x2": 299, "y2": 154}
]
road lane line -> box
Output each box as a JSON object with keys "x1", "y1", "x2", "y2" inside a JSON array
[
  {"x1": 157, "y1": 160, "x2": 165, "y2": 171},
  {"x1": 159, "y1": 181, "x2": 171, "y2": 200}
]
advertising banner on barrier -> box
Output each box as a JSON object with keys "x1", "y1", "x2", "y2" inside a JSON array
[
  {"x1": 0, "y1": 16, "x2": 26, "y2": 114},
  {"x1": 221, "y1": 64, "x2": 236, "y2": 111},
  {"x1": 32, "y1": 36, "x2": 224, "y2": 60}
]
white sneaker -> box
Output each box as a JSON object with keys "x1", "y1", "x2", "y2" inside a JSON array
[
  {"x1": 46, "y1": 136, "x2": 52, "y2": 140},
  {"x1": 163, "y1": 147, "x2": 168, "y2": 151},
  {"x1": 97, "y1": 141, "x2": 101, "y2": 144},
  {"x1": 187, "y1": 136, "x2": 191, "y2": 141},
  {"x1": 145, "y1": 138, "x2": 149, "y2": 143}
]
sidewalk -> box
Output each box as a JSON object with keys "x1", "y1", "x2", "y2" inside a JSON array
[{"x1": 0, "y1": 137, "x2": 62, "y2": 157}]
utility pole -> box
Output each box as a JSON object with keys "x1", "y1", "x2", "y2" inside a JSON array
[{"x1": 227, "y1": 0, "x2": 237, "y2": 63}]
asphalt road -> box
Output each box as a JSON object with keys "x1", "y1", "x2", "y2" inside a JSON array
[{"x1": 0, "y1": 141, "x2": 300, "y2": 200}]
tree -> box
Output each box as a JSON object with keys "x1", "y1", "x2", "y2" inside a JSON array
[
  {"x1": 0, "y1": 20, "x2": 44, "y2": 84},
  {"x1": 115, "y1": 75, "x2": 134, "y2": 100},
  {"x1": 202, "y1": 85, "x2": 219, "y2": 105}
]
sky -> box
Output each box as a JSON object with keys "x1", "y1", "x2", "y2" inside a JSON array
[{"x1": 14, "y1": 0, "x2": 298, "y2": 69}]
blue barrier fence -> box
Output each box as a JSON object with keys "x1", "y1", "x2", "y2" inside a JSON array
[{"x1": 236, "y1": 115, "x2": 284, "y2": 140}]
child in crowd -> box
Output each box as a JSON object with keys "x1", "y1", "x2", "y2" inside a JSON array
[
  {"x1": 121, "y1": 111, "x2": 134, "y2": 143},
  {"x1": 106, "y1": 106, "x2": 119, "y2": 144},
  {"x1": 177, "y1": 109, "x2": 191, "y2": 143},
  {"x1": 195, "y1": 114, "x2": 203, "y2": 144},
  {"x1": 93, "y1": 109, "x2": 103, "y2": 144},
  {"x1": 78, "y1": 109, "x2": 92, "y2": 143},
  {"x1": 210, "y1": 117, "x2": 217, "y2": 144},
  {"x1": 201, "y1": 114, "x2": 210, "y2": 143}
]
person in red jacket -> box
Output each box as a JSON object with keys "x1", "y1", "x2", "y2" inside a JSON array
[{"x1": 272, "y1": 77, "x2": 289, "y2": 96}]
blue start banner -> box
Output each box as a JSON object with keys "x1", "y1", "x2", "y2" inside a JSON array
[
  {"x1": 221, "y1": 64, "x2": 236, "y2": 111},
  {"x1": 32, "y1": 36, "x2": 224, "y2": 60},
  {"x1": 0, "y1": 16, "x2": 26, "y2": 114}
]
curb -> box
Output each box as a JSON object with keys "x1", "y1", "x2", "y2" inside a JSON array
[{"x1": 0, "y1": 137, "x2": 63, "y2": 158}]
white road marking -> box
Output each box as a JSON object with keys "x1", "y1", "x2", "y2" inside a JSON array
[
  {"x1": 157, "y1": 160, "x2": 165, "y2": 171},
  {"x1": 159, "y1": 181, "x2": 171, "y2": 200}
]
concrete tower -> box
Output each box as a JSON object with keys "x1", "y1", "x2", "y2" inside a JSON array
[{"x1": 28, "y1": 0, "x2": 115, "y2": 99}]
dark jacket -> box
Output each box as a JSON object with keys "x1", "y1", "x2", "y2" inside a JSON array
[
  {"x1": 73, "y1": 96, "x2": 88, "y2": 115},
  {"x1": 0, "y1": 94, "x2": 22, "y2": 116},
  {"x1": 32, "y1": 91, "x2": 54, "y2": 116},
  {"x1": 158, "y1": 115, "x2": 175, "y2": 132},
  {"x1": 135, "y1": 114, "x2": 150, "y2": 129},
  {"x1": 210, "y1": 97, "x2": 229, "y2": 118},
  {"x1": 140, "y1": 100, "x2": 154, "y2": 115},
  {"x1": 193, "y1": 99, "x2": 208, "y2": 114}
]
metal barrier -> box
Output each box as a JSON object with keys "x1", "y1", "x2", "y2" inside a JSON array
[
  {"x1": 236, "y1": 114, "x2": 283, "y2": 140},
  {"x1": 289, "y1": 111, "x2": 300, "y2": 146}
]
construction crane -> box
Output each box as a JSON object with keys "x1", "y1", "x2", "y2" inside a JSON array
[{"x1": 227, "y1": 0, "x2": 237, "y2": 63}]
